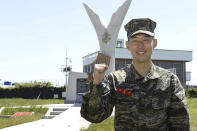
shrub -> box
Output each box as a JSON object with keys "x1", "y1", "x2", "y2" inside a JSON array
[
  {"x1": 185, "y1": 88, "x2": 197, "y2": 98},
  {"x1": 0, "y1": 81, "x2": 55, "y2": 99}
]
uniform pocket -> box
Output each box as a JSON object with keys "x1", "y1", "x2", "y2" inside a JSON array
[
  {"x1": 152, "y1": 88, "x2": 171, "y2": 110},
  {"x1": 152, "y1": 95, "x2": 171, "y2": 110},
  {"x1": 152, "y1": 97, "x2": 165, "y2": 110},
  {"x1": 113, "y1": 91, "x2": 136, "y2": 107}
]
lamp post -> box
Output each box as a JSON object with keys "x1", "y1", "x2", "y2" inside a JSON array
[{"x1": 62, "y1": 49, "x2": 72, "y2": 87}]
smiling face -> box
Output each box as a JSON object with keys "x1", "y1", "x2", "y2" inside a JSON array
[{"x1": 126, "y1": 33, "x2": 157, "y2": 64}]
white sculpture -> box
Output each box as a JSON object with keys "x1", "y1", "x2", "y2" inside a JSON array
[{"x1": 83, "y1": 0, "x2": 132, "y2": 74}]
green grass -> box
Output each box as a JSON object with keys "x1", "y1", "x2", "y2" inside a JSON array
[
  {"x1": 187, "y1": 98, "x2": 197, "y2": 131},
  {"x1": 81, "y1": 98, "x2": 197, "y2": 131},
  {"x1": 0, "y1": 98, "x2": 64, "y2": 129},
  {"x1": 0, "y1": 106, "x2": 48, "y2": 115},
  {"x1": 81, "y1": 117, "x2": 114, "y2": 131},
  {"x1": 0, "y1": 115, "x2": 43, "y2": 129},
  {"x1": 0, "y1": 107, "x2": 48, "y2": 129},
  {"x1": 0, "y1": 98, "x2": 64, "y2": 107}
]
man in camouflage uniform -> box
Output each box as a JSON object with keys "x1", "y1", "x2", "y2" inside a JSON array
[{"x1": 80, "y1": 18, "x2": 190, "y2": 131}]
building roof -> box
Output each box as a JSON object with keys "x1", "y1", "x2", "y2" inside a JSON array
[
  {"x1": 116, "y1": 48, "x2": 192, "y2": 61},
  {"x1": 83, "y1": 48, "x2": 192, "y2": 65}
]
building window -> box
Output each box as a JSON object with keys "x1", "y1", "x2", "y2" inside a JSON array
[
  {"x1": 116, "y1": 39, "x2": 124, "y2": 48},
  {"x1": 90, "y1": 64, "x2": 94, "y2": 73},
  {"x1": 117, "y1": 41, "x2": 122, "y2": 47},
  {"x1": 77, "y1": 78, "x2": 89, "y2": 93},
  {"x1": 85, "y1": 65, "x2": 88, "y2": 72},
  {"x1": 173, "y1": 63, "x2": 183, "y2": 84},
  {"x1": 173, "y1": 63, "x2": 182, "y2": 73},
  {"x1": 87, "y1": 65, "x2": 90, "y2": 73}
]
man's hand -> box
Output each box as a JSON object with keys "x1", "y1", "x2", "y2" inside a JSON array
[{"x1": 93, "y1": 64, "x2": 108, "y2": 84}]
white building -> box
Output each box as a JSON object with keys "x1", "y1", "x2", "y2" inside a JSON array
[{"x1": 65, "y1": 39, "x2": 193, "y2": 103}]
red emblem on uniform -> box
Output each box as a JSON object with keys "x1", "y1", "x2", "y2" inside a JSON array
[
  {"x1": 117, "y1": 88, "x2": 132, "y2": 96},
  {"x1": 122, "y1": 89, "x2": 127, "y2": 95},
  {"x1": 126, "y1": 91, "x2": 132, "y2": 96},
  {"x1": 117, "y1": 88, "x2": 124, "y2": 93}
]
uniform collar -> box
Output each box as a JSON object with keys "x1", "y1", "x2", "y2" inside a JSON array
[
  {"x1": 126, "y1": 62, "x2": 162, "y2": 82},
  {"x1": 146, "y1": 62, "x2": 162, "y2": 79}
]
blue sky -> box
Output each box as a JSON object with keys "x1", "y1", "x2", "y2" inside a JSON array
[{"x1": 0, "y1": 0, "x2": 197, "y2": 86}]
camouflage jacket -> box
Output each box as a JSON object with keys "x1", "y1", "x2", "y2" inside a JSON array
[{"x1": 80, "y1": 63, "x2": 190, "y2": 131}]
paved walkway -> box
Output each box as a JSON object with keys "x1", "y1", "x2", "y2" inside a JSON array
[{"x1": 1, "y1": 104, "x2": 91, "y2": 131}]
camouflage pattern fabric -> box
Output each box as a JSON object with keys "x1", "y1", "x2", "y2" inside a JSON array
[
  {"x1": 124, "y1": 18, "x2": 156, "y2": 39},
  {"x1": 80, "y1": 63, "x2": 190, "y2": 131}
]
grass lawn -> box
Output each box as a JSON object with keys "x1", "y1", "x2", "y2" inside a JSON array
[
  {"x1": 0, "y1": 98, "x2": 64, "y2": 107},
  {"x1": 0, "y1": 98, "x2": 64, "y2": 129},
  {"x1": 81, "y1": 117, "x2": 114, "y2": 131},
  {"x1": 81, "y1": 98, "x2": 197, "y2": 131},
  {"x1": 187, "y1": 98, "x2": 197, "y2": 131},
  {"x1": 0, "y1": 115, "x2": 45, "y2": 129},
  {"x1": 0, "y1": 107, "x2": 48, "y2": 129}
]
